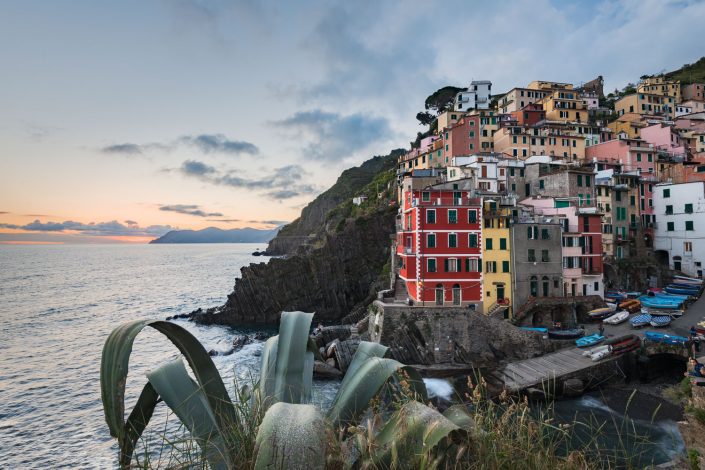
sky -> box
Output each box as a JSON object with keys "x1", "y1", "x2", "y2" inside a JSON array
[{"x1": 1, "y1": 0, "x2": 705, "y2": 243}]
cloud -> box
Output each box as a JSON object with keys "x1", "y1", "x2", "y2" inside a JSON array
[
  {"x1": 0, "y1": 219, "x2": 172, "y2": 237},
  {"x1": 100, "y1": 134, "x2": 259, "y2": 156},
  {"x1": 250, "y1": 219, "x2": 288, "y2": 225},
  {"x1": 272, "y1": 110, "x2": 393, "y2": 161},
  {"x1": 178, "y1": 160, "x2": 320, "y2": 200},
  {"x1": 159, "y1": 204, "x2": 224, "y2": 218},
  {"x1": 0, "y1": 211, "x2": 8, "y2": 214},
  {"x1": 101, "y1": 143, "x2": 143, "y2": 155},
  {"x1": 207, "y1": 218, "x2": 242, "y2": 223},
  {"x1": 181, "y1": 134, "x2": 259, "y2": 155}
]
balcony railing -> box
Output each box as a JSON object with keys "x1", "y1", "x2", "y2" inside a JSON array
[{"x1": 412, "y1": 197, "x2": 483, "y2": 207}]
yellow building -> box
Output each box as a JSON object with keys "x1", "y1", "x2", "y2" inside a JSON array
[
  {"x1": 482, "y1": 198, "x2": 514, "y2": 318},
  {"x1": 538, "y1": 89, "x2": 589, "y2": 123},
  {"x1": 637, "y1": 76, "x2": 681, "y2": 103},
  {"x1": 615, "y1": 93, "x2": 675, "y2": 119},
  {"x1": 607, "y1": 113, "x2": 648, "y2": 139},
  {"x1": 527, "y1": 80, "x2": 573, "y2": 91}
]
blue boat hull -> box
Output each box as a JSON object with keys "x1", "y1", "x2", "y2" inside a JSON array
[
  {"x1": 576, "y1": 334, "x2": 605, "y2": 347},
  {"x1": 644, "y1": 331, "x2": 688, "y2": 345},
  {"x1": 665, "y1": 287, "x2": 698, "y2": 296}
]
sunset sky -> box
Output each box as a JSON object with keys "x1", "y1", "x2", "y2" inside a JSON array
[{"x1": 2, "y1": 0, "x2": 705, "y2": 243}]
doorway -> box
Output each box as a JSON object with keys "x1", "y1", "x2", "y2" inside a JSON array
[{"x1": 435, "y1": 284, "x2": 444, "y2": 306}]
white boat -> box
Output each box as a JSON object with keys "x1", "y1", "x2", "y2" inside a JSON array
[
  {"x1": 605, "y1": 302, "x2": 618, "y2": 312},
  {"x1": 582, "y1": 344, "x2": 609, "y2": 357},
  {"x1": 673, "y1": 275, "x2": 703, "y2": 285},
  {"x1": 591, "y1": 348, "x2": 611, "y2": 361},
  {"x1": 603, "y1": 310, "x2": 630, "y2": 325}
]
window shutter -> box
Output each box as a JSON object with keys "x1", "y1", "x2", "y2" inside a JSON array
[
  {"x1": 457, "y1": 259, "x2": 462, "y2": 272},
  {"x1": 444, "y1": 259, "x2": 449, "y2": 272}
]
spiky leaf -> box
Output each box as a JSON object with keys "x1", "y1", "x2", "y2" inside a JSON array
[
  {"x1": 100, "y1": 320, "x2": 238, "y2": 467},
  {"x1": 327, "y1": 357, "x2": 427, "y2": 428},
  {"x1": 254, "y1": 403, "x2": 326, "y2": 470}
]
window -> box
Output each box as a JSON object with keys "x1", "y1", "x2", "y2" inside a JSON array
[
  {"x1": 667, "y1": 222, "x2": 674, "y2": 232},
  {"x1": 485, "y1": 238, "x2": 493, "y2": 250},
  {"x1": 427, "y1": 258, "x2": 437, "y2": 272},
  {"x1": 685, "y1": 203, "x2": 693, "y2": 214},
  {"x1": 486, "y1": 261, "x2": 497, "y2": 273},
  {"x1": 469, "y1": 234, "x2": 478, "y2": 248},
  {"x1": 500, "y1": 238, "x2": 507, "y2": 250},
  {"x1": 615, "y1": 191, "x2": 621, "y2": 202},
  {"x1": 445, "y1": 258, "x2": 460, "y2": 273},
  {"x1": 527, "y1": 226, "x2": 538, "y2": 239},
  {"x1": 426, "y1": 210, "x2": 436, "y2": 223},
  {"x1": 528, "y1": 249, "x2": 536, "y2": 262},
  {"x1": 422, "y1": 191, "x2": 430, "y2": 202},
  {"x1": 665, "y1": 205, "x2": 673, "y2": 215},
  {"x1": 585, "y1": 176, "x2": 591, "y2": 187},
  {"x1": 636, "y1": 153, "x2": 642, "y2": 162},
  {"x1": 427, "y1": 233, "x2": 436, "y2": 247},
  {"x1": 468, "y1": 210, "x2": 477, "y2": 223},
  {"x1": 685, "y1": 242, "x2": 693, "y2": 252},
  {"x1": 630, "y1": 195, "x2": 636, "y2": 207},
  {"x1": 686, "y1": 221, "x2": 694, "y2": 231},
  {"x1": 449, "y1": 233, "x2": 457, "y2": 248},
  {"x1": 663, "y1": 188, "x2": 670, "y2": 198},
  {"x1": 502, "y1": 260, "x2": 510, "y2": 273},
  {"x1": 577, "y1": 174, "x2": 583, "y2": 186},
  {"x1": 448, "y1": 209, "x2": 457, "y2": 224},
  {"x1": 466, "y1": 258, "x2": 479, "y2": 272},
  {"x1": 541, "y1": 250, "x2": 550, "y2": 262}
]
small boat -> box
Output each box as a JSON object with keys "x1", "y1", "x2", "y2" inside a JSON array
[
  {"x1": 605, "y1": 290, "x2": 627, "y2": 302},
  {"x1": 603, "y1": 311, "x2": 630, "y2": 325},
  {"x1": 619, "y1": 299, "x2": 642, "y2": 313},
  {"x1": 653, "y1": 292, "x2": 690, "y2": 301},
  {"x1": 588, "y1": 307, "x2": 614, "y2": 319},
  {"x1": 576, "y1": 334, "x2": 605, "y2": 348},
  {"x1": 548, "y1": 328, "x2": 585, "y2": 340},
  {"x1": 625, "y1": 292, "x2": 642, "y2": 299},
  {"x1": 673, "y1": 275, "x2": 703, "y2": 284},
  {"x1": 639, "y1": 296, "x2": 683, "y2": 309},
  {"x1": 630, "y1": 313, "x2": 652, "y2": 328},
  {"x1": 591, "y1": 348, "x2": 611, "y2": 361},
  {"x1": 521, "y1": 327, "x2": 548, "y2": 333},
  {"x1": 646, "y1": 287, "x2": 664, "y2": 295},
  {"x1": 649, "y1": 315, "x2": 672, "y2": 327},
  {"x1": 644, "y1": 331, "x2": 689, "y2": 345},
  {"x1": 605, "y1": 302, "x2": 618, "y2": 312},
  {"x1": 665, "y1": 286, "x2": 698, "y2": 296},
  {"x1": 582, "y1": 344, "x2": 609, "y2": 357},
  {"x1": 643, "y1": 307, "x2": 683, "y2": 318}
]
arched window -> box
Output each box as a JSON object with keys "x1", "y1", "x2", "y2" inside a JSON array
[
  {"x1": 530, "y1": 276, "x2": 538, "y2": 297},
  {"x1": 542, "y1": 276, "x2": 550, "y2": 297}
]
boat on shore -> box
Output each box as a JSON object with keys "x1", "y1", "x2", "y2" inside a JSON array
[
  {"x1": 582, "y1": 344, "x2": 609, "y2": 357},
  {"x1": 649, "y1": 315, "x2": 672, "y2": 327},
  {"x1": 673, "y1": 274, "x2": 703, "y2": 284},
  {"x1": 588, "y1": 307, "x2": 614, "y2": 319},
  {"x1": 548, "y1": 328, "x2": 584, "y2": 340},
  {"x1": 604, "y1": 311, "x2": 629, "y2": 325},
  {"x1": 644, "y1": 331, "x2": 689, "y2": 345},
  {"x1": 618, "y1": 299, "x2": 641, "y2": 313},
  {"x1": 642, "y1": 307, "x2": 683, "y2": 318},
  {"x1": 639, "y1": 296, "x2": 682, "y2": 309},
  {"x1": 576, "y1": 334, "x2": 605, "y2": 348},
  {"x1": 520, "y1": 327, "x2": 548, "y2": 333},
  {"x1": 610, "y1": 335, "x2": 641, "y2": 355},
  {"x1": 630, "y1": 313, "x2": 651, "y2": 328},
  {"x1": 665, "y1": 285, "x2": 699, "y2": 296}
]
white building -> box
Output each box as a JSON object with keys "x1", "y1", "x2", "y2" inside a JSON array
[
  {"x1": 581, "y1": 92, "x2": 599, "y2": 110},
  {"x1": 450, "y1": 154, "x2": 500, "y2": 192},
  {"x1": 653, "y1": 182, "x2": 705, "y2": 278},
  {"x1": 675, "y1": 104, "x2": 693, "y2": 117},
  {"x1": 454, "y1": 80, "x2": 492, "y2": 112}
]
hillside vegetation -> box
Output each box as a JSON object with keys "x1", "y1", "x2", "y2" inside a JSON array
[{"x1": 666, "y1": 56, "x2": 705, "y2": 84}]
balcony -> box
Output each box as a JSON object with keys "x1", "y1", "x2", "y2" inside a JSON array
[
  {"x1": 412, "y1": 197, "x2": 482, "y2": 207},
  {"x1": 582, "y1": 267, "x2": 602, "y2": 275}
]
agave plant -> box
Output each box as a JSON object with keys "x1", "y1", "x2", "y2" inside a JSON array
[{"x1": 100, "y1": 311, "x2": 474, "y2": 469}]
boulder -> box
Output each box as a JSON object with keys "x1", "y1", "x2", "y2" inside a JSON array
[
  {"x1": 313, "y1": 360, "x2": 343, "y2": 380},
  {"x1": 562, "y1": 378, "x2": 584, "y2": 398}
]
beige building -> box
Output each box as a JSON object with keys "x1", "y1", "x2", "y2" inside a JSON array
[
  {"x1": 681, "y1": 83, "x2": 705, "y2": 102},
  {"x1": 637, "y1": 76, "x2": 681, "y2": 103},
  {"x1": 538, "y1": 89, "x2": 588, "y2": 123},
  {"x1": 498, "y1": 87, "x2": 549, "y2": 114},
  {"x1": 615, "y1": 93, "x2": 675, "y2": 119}
]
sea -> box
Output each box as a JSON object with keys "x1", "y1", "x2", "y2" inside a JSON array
[{"x1": 0, "y1": 244, "x2": 685, "y2": 469}]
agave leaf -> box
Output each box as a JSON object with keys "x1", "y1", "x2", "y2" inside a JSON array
[
  {"x1": 254, "y1": 402, "x2": 326, "y2": 470},
  {"x1": 327, "y1": 357, "x2": 427, "y2": 428},
  {"x1": 370, "y1": 400, "x2": 467, "y2": 467},
  {"x1": 257, "y1": 311, "x2": 315, "y2": 410},
  {"x1": 443, "y1": 405, "x2": 477, "y2": 432},
  {"x1": 100, "y1": 319, "x2": 238, "y2": 467},
  {"x1": 147, "y1": 358, "x2": 229, "y2": 469},
  {"x1": 121, "y1": 382, "x2": 159, "y2": 467},
  {"x1": 339, "y1": 341, "x2": 388, "y2": 391}
]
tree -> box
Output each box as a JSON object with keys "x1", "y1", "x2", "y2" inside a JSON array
[
  {"x1": 415, "y1": 111, "x2": 435, "y2": 126},
  {"x1": 424, "y1": 86, "x2": 464, "y2": 115}
]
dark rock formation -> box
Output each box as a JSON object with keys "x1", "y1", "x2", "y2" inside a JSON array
[
  {"x1": 192, "y1": 207, "x2": 396, "y2": 326},
  {"x1": 368, "y1": 302, "x2": 562, "y2": 367}
]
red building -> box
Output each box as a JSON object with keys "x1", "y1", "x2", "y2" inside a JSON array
[
  {"x1": 442, "y1": 115, "x2": 481, "y2": 159},
  {"x1": 397, "y1": 181, "x2": 483, "y2": 308}
]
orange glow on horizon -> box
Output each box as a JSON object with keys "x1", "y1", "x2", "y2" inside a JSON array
[{"x1": 0, "y1": 241, "x2": 65, "y2": 245}]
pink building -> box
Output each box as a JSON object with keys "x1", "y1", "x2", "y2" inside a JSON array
[{"x1": 640, "y1": 123, "x2": 687, "y2": 158}]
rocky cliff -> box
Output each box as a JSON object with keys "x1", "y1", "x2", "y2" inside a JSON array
[
  {"x1": 266, "y1": 149, "x2": 403, "y2": 256},
  {"x1": 191, "y1": 151, "x2": 403, "y2": 327}
]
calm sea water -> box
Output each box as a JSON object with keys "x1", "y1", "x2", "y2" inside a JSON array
[
  {"x1": 0, "y1": 244, "x2": 684, "y2": 468},
  {"x1": 0, "y1": 244, "x2": 336, "y2": 469}
]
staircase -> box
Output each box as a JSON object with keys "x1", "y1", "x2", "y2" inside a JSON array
[
  {"x1": 394, "y1": 277, "x2": 409, "y2": 303},
  {"x1": 487, "y1": 301, "x2": 509, "y2": 317}
]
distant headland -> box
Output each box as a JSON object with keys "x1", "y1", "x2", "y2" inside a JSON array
[{"x1": 149, "y1": 226, "x2": 280, "y2": 244}]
